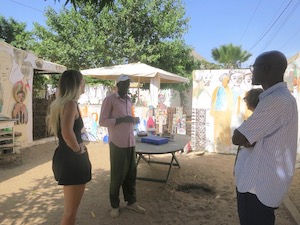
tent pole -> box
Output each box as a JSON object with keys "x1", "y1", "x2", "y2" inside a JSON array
[{"x1": 138, "y1": 77, "x2": 140, "y2": 104}]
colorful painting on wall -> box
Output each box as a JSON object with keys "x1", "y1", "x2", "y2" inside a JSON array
[
  {"x1": 0, "y1": 47, "x2": 32, "y2": 124},
  {"x1": 0, "y1": 41, "x2": 66, "y2": 145},
  {"x1": 191, "y1": 69, "x2": 254, "y2": 153}
]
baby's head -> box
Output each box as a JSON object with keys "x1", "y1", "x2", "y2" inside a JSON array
[{"x1": 243, "y1": 88, "x2": 264, "y2": 111}]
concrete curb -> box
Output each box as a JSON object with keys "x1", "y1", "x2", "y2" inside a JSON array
[{"x1": 283, "y1": 196, "x2": 300, "y2": 225}]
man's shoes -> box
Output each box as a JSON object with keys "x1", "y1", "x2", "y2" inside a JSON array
[
  {"x1": 126, "y1": 202, "x2": 146, "y2": 214},
  {"x1": 110, "y1": 207, "x2": 120, "y2": 218}
]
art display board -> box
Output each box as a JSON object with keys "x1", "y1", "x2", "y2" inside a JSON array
[{"x1": 191, "y1": 69, "x2": 255, "y2": 153}]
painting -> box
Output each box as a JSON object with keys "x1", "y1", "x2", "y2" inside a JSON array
[{"x1": 192, "y1": 69, "x2": 253, "y2": 153}]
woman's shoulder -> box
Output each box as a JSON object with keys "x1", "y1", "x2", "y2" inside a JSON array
[
  {"x1": 63, "y1": 100, "x2": 78, "y2": 112},
  {"x1": 65, "y1": 100, "x2": 78, "y2": 106}
]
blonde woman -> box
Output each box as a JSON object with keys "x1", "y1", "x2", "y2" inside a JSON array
[{"x1": 46, "y1": 70, "x2": 91, "y2": 225}]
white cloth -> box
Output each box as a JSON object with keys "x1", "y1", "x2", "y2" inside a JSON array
[
  {"x1": 234, "y1": 146, "x2": 252, "y2": 185},
  {"x1": 235, "y1": 82, "x2": 298, "y2": 207}
]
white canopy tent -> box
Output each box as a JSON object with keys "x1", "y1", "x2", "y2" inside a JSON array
[{"x1": 81, "y1": 62, "x2": 189, "y2": 106}]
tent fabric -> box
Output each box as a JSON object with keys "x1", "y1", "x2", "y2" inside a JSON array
[{"x1": 80, "y1": 62, "x2": 189, "y2": 83}]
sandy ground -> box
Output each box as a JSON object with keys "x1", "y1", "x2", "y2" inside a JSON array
[{"x1": 0, "y1": 140, "x2": 299, "y2": 225}]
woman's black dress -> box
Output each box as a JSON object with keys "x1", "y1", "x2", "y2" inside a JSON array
[{"x1": 52, "y1": 107, "x2": 92, "y2": 185}]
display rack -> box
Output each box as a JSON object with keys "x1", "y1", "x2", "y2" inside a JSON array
[{"x1": 0, "y1": 120, "x2": 20, "y2": 161}]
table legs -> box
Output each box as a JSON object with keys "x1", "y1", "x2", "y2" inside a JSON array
[{"x1": 136, "y1": 152, "x2": 180, "y2": 183}]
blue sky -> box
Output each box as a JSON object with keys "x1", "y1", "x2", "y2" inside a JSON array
[{"x1": 1, "y1": 0, "x2": 300, "y2": 67}]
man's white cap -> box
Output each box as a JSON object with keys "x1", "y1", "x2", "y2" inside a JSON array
[{"x1": 116, "y1": 74, "x2": 132, "y2": 84}]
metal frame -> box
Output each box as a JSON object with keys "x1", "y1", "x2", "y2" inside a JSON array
[{"x1": 136, "y1": 151, "x2": 182, "y2": 183}]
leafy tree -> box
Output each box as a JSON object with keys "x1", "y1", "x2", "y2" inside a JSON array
[
  {"x1": 32, "y1": 0, "x2": 200, "y2": 94},
  {"x1": 33, "y1": 6, "x2": 111, "y2": 69},
  {"x1": 156, "y1": 40, "x2": 201, "y2": 108},
  {"x1": 96, "y1": 0, "x2": 190, "y2": 65},
  {"x1": 0, "y1": 16, "x2": 33, "y2": 50},
  {"x1": 32, "y1": 4, "x2": 115, "y2": 86},
  {"x1": 211, "y1": 43, "x2": 252, "y2": 69},
  {"x1": 52, "y1": 0, "x2": 114, "y2": 12}
]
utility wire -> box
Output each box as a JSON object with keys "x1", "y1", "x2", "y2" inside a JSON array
[
  {"x1": 279, "y1": 28, "x2": 300, "y2": 50},
  {"x1": 8, "y1": 0, "x2": 44, "y2": 13},
  {"x1": 238, "y1": 0, "x2": 262, "y2": 44},
  {"x1": 248, "y1": 0, "x2": 294, "y2": 52},
  {"x1": 260, "y1": 0, "x2": 299, "y2": 52}
]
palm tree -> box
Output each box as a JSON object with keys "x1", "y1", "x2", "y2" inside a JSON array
[{"x1": 211, "y1": 43, "x2": 252, "y2": 69}]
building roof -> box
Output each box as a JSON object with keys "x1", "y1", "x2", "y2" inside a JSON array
[
  {"x1": 288, "y1": 52, "x2": 300, "y2": 64},
  {"x1": 191, "y1": 50, "x2": 208, "y2": 62}
]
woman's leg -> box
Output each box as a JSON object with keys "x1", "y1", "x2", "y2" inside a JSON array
[{"x1": 61, "y1": 184, "x2": 86, "y2": 225}]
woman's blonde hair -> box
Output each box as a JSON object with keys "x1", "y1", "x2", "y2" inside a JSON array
[{"x1": 46, "y1": 70, "x2": 83, "y2": 136}]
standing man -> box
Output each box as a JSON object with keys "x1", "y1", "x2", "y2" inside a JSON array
[
  {"x1": 99, "y1": 74, "x2": 146, "y2": 218},
  {"x1": 232, "y1": 50, "x2": 298, "y2": 225}
]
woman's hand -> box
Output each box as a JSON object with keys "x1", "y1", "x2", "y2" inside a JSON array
[{"x1": 75, "y1": 143, "x2": 87, "y2": 154}]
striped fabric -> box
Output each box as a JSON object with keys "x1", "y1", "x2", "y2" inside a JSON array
[{"x1": 235, "y1": 82, "x2": 298, "y2": 208}]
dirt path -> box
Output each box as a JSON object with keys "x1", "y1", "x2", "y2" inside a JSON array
[{"x1": 0, "y1": 141, "x2": 298, "y2": 225}]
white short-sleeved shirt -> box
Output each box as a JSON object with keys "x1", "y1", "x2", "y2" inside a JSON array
[
  {"x1": 235, "y1": 146, "x2": 252, "y2": 183},
  {"x1": 236, "y1": 82, "x2": 298, "y2": 208}
]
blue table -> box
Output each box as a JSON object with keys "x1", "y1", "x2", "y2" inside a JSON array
[{"x1": 135, "y1": 134, "x2": 190, "y2": 183}]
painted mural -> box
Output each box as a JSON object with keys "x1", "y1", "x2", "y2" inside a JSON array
[
  {"x1": 192, "y1": 57, "x2": 300, "y2": 154},
  {"x1": 0, "y1": 46, "x2": 34, "y2": 133},
  {"x1": 191, "y1": 69, "x2": 254, "y2": 153},
  {"x1": 286, "y1": 52, "x2": 300, "y2": 95},
  {"x1": 285, "y1": 52, "x2": 300, "y2": 152},
  {"x1": 78, "y1": 84, "x2": 109, "y2": 142},
  {"x1": 0, "y1": 41, "x2": 66, "y2": 145},
  {"x1": 78, "y1": 84, "x2": 182, "y2": 142}
]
